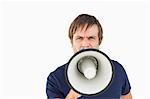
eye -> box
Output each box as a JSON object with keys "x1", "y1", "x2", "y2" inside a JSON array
[
  {"x1": 76, "y1": 37, "x2": 83, "y2": 40},
  {"x1": 89, "y1": 37, "x2": 95, "y2": 40}
]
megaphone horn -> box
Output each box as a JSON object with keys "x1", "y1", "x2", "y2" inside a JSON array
[{"x1": 65, "y1": 48, "x2": 114, "y2": 96}]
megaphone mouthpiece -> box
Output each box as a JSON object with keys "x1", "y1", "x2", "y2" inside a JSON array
[
  {"x1": 83, "y1": 66, "x2": 96, "y2": 80},
  {"x1": 77, "y1": 56, "x2": 98, "y2": 80}
]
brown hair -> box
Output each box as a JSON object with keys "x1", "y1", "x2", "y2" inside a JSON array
[{"x1": 68, "y1": 14, "x2": 103, "y2": 44}]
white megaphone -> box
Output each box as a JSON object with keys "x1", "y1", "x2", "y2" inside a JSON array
[{"x1": 65, "y1": 48, "x2": 114, "y2": 96}]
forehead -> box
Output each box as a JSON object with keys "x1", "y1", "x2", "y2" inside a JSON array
[{"x1": 74, "y1": 24, "x2": 99, "y2": 36}]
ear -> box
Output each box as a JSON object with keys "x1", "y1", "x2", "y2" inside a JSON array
[
  {"x1": 70, "y1": 40, "x2": 73, "y2": 45},
  {"x1": 99, "y1": 36, "x2": 103, "y2": 45},
  {"x1": 71, "y1": 40, "x2": 74, "y2": 48}
]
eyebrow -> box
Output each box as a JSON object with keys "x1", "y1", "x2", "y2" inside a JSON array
[{"x1": 74, "y1": 35, "x2": 97, "y2": 38}]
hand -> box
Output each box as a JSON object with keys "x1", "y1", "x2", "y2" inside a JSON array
[{"x1": 65, "y1": 89, "x2": 81, "y2": 99}]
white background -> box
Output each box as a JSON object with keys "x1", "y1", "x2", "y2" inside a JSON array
[{"x1": 0, "y1": 0, "x2": 150, "y2": 99}]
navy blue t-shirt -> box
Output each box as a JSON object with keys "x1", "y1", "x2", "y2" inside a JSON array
[{"x1": 46, "y1": 60, "x2": 131, "y2": 99}]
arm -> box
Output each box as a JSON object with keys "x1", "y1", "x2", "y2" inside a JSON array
[
  {"x1": 46, "y1": 73, "x2": 64, "y2": 98},
  {"x1": 120, "y1": 92, "x2": 132, "y2": 99}
]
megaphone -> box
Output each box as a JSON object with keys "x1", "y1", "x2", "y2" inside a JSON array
[{"x1": 65, "y1": 48, "x2": 114, "y2": 96}]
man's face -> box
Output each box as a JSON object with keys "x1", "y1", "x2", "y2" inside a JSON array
[{"x1": 72, "y1": 24, "x2": 100, "y2": 53}]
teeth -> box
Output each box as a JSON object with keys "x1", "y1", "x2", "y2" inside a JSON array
[{"x1": 80, "y1": 47, "x2": 89, "y2": 50}]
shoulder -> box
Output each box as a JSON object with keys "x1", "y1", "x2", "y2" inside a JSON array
[
  {"x1": 111, "y1": 60, "x2": 129, "y2": 79},
  {"x1": 52, "y1": 63, "x2": 66, "y2": 73},
  {"x1": 111, "y1": 60, "x2": 126, "y2": 72},
  {"x1": 111, "y1": 60, "x2": 129, "y2": 81},
  {"x1": 47, "y1": 63, "x2": 68, "y2": 79}
]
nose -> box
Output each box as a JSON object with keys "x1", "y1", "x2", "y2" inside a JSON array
[{"x1": 81, "y1": 39, "x2": 91, "y2": 49}]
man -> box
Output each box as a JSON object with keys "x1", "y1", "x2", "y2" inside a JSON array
[{"x1": 46, "y1": 14, "x2": 132, "y2": 99}]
